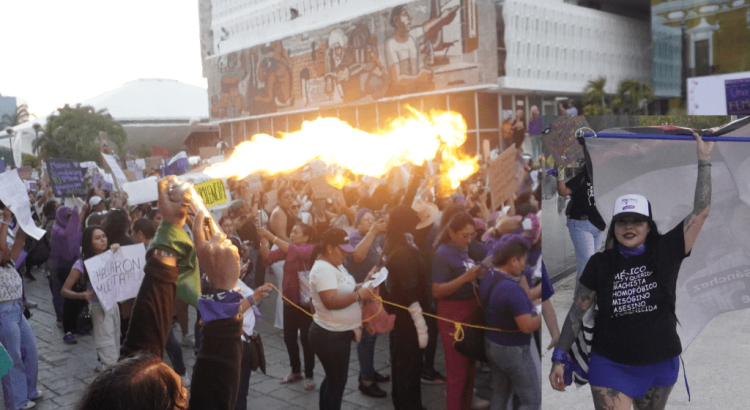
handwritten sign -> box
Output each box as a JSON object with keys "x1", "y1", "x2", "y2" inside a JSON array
[
  {"x1": 144, "y1": 157, "x2": 163, "y2": 172},
  {"x1": 489, "y1": 146, "x2": 518, "y2": 212},
  {"x1": 542, "y1": 116, "x2": 587, "y2": 167},
  {"x1": 195, "y1": 178, "x2": 229, "y2": 208},
  {"x1": 17, "y1": 167, "x2": 32, "y2": 180},
  {"x1": 310, "y1": 175, "x2": 343, "y2": 201},
  {"x1": 80, "y1": 161, "x2": 98, "y2": 170},
  {"x1": 102, "y1": 173, "x2": 116, "y2": 191},
  {"x1": 102, "y1": 153, "x2": 128, "y2": 189},
  {"x1": 243, "y1": 173, "x2": 263, "y2": 192},
  {"x1": 161, "y1": 153, "x2": 190, "y2": 177},
  {"x1": 45, "y1": 158, "x2": 87, "y2": 197},
  {"x1": 85, "y1": 244, "x2": 147, "y2": 312},
  {"x1": 725, "y1": 78, "x2": 750, "y2": 115},
  {"x1": 24, "y1": 181, "x2": 37, "y2": 191},
  {"x1": 0, "y1": 170, "x2": 46, "y2": 240},
  {"x1": 123, "y1": 177, "x2": 159, "y2": 206},
  {"x1": 123, "y1": 170, "x2": 138, "y2": 182}
]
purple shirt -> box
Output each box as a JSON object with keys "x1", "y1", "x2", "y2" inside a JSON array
[
  {"x1": 267, "y1": 243, "x2": 314, "y2": 305},
  {"x1": 73, "y1": 258, "x2": 99, "y2": 302},
  {"x1": 528, "y1": 116, "x2": 542, "y2": 135},
  {"x1": 432, "y1": 242, "x2": 477, "y2": 301},
  {"x1": 480, "y1": 273, "x2": 533, "y2": 346}
]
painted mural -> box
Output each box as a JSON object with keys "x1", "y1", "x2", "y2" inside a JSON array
[{"x1": 206, "y1": 0, "x2": 496, "y2": 120}]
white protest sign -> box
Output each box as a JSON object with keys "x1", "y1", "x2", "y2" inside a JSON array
[
  {"x1": 85, "y1": 244, "x2": 147, "y2": 311},
  {"x1": 135, "y1": 158, "x2": 146, "y2": 169},
  {"x1": 0, "y1": 170, "x2": 46, "y2": 240},
  {"x1": 80, "y1": 161, "x2": 98, "y2": 170},
  {"x1": 363, "y1": 267, "x2": 388, "y2": 289},
  {"x1": 102, "y1": 153, "x2": 128, "y2": 189},
  {"x1": 102, "y1": 173, "x2": 118, "y2": 191},
  {"x1": 123, "y1": 177, "x2": 159, "y2": 206}
]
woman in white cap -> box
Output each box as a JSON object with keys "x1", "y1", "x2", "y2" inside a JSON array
[{"x1": 549, "y1": 133, "x2": 714, "y2": 410}]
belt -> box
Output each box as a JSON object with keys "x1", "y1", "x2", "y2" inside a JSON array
[{"x1": 570, "y1": 215, "x2": 589, "y2": 221}]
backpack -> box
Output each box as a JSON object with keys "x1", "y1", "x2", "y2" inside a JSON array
[{"x1": 24, "y1": 229, "x2": 51, "y2": 268}]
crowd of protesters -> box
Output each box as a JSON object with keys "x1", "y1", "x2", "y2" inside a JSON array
[{"x1": 0, "y1": 144, "x2": 551, "y2": 410}]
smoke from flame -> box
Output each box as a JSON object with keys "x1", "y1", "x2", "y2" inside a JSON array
[{"x1": 205, "y1": 107, "x2": 479, "y2": 195}]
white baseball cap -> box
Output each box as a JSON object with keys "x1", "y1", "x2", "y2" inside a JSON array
[
  {"x1": 89, "y1": 196, "x2": 103, "y2": 206},
  {"x1": 612, "y1": 194, "x2": 651, "y2": 221}
]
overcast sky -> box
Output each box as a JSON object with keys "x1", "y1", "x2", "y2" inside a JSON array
[{"x1": 0, "y1": 0, "x2": 206, "y2": 117}]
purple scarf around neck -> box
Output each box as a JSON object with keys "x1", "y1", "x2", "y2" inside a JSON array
[{"x1": 620, "y1": 243, "x2": 646, "y2": 258}]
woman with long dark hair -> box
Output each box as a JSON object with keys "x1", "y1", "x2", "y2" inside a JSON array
[
  {"x1": 550, "y1": 133, "x2": 714, "y2": 410},
  {"x1": 258, "y1": 222, "x2": 317, "y2": 389},
  {"x1": 62, "y1": 226, "x2": 121, "y2": 370},
  {"x1": 431, "y1": 211, "x2": 483, "y2": 410},
  {"x1": 268, "y1": 186, "x2": 298, "y2": 329}
]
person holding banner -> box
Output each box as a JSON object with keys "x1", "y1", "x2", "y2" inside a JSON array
[
  {"x1": 550, "y1": 133, "x2": 715, "y2": 410},
  {"x1": 0, "y1": 205, "x2": 41, "y2": 410},
  {"x1": 61, "y1": 227, "x2": 121, "y2": 370},
  {"x1": 50, "y1": 205, "x2": 83, "y2": 344}
]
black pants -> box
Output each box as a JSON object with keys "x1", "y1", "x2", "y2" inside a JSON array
[
  {"x1": 309, "y1": 321, "x2": 352, "y2": 410},
  {"x1": 391, "y1": 315, "x2": 423, "y2": 410},
  {"x1": 57, "y1": 267, "x2": 85, "y2": 334},
  {"x1": 234, "y1": 340, "x2": 254, "y2": 410},
  {"x1": 283, "y1": 303, "x2": 315, "y2": 377}
]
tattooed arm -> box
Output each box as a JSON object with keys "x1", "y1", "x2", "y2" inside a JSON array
[
  {"x1": 683, "y1": 132, "x2": 715, "y2": 255},
  {"x1": 549, "y1": 282, "x2": 597, "y2": 391}
]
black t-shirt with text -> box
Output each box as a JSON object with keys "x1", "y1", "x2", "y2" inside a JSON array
[
  {"x1": 565, "y1": 168, "x2": 606, "y2": 231},
  {"x1": 580, "y1": 221, "x2": 689, "y2": 365}
]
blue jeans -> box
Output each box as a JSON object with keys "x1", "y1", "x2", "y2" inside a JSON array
[
  {"x1": 566, "y1": 218, "x2": 604, "y2": 282},
  {"x1": 357, "y1": 327, "x2": 377, "y2": 381},
  {"x1": 0, "y1": 300, "x2": 39, "y2": 410},
  {"x1": 308, "y1": 322, "x2": 352, "y2": 410},
  {"x1": 484, "y1": 340, "x2": 540, "y2": 410}
]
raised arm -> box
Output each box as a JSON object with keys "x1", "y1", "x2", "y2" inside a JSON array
[
  {"x1": 549, "y1": 282, "x2": 596, "y2": 391},
  {"x1": 683, "y1": 132, "x2": 714, "y2": 255}
]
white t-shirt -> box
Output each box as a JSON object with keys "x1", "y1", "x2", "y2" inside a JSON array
[
  {"x1": 309, "y1": 259, "x2": 361, "y2": 332},
  {"x1": 384, "y1": 27, "x2": 425, "y2": 77}
]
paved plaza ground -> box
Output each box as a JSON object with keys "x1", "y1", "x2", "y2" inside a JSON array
[{"x1": 2, "y1": 266, "x2": 498, "y2": 410}]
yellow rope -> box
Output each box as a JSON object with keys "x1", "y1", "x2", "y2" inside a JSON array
[{"x1": 262, "y1": 283, "x2": 520, "y2": 342}]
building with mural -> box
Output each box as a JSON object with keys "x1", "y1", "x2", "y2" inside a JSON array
[
  {"x1": 652, "y1": 0, "x2": 750, "y2": 105},
  {"x1": 198, "y1": 0, "x2": 653, "y2": 155}
]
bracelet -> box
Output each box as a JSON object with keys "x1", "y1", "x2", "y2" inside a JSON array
[
  {"x1": 0, "y1": 221, "x2": 9, "y2": 226},
  {"x1": 354, "y1": 290, "x2": 362, "y2": 304},
  {"x1": 698, "y1": 163, "x2": 711, "y2": 167}
]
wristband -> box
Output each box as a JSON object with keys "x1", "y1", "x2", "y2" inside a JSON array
[
  {"x1": 354, "y1": 290, "x2": 362, "y2": 305},
  {"x1": 551, "y1": 348, "x2": 568, "y2": 363}
]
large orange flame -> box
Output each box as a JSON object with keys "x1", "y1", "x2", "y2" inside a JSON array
[{"x1": 205, "y1": 107, "x2": 479, "y2": 196}]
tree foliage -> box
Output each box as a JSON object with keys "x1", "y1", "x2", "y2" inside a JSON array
[
  {"x1": 582, "y1": 77, "x2": 612, "y2": 115},
  {"x1": 638, "y1": 110, "x2": 731, "y2": 130},
  {"x1": 0, "y1": 104, "x2": 31, "y2": 129},
  {"x1": 33, "y1": 104, "x2": 126, "y2": 162},
  {"x1": 612, "y1": 79, "x2": 654, "y2": 115}
]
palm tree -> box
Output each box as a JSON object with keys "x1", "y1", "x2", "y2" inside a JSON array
[
  {"x1": 612, "y1": 79, "x2": 654, "y2": 115},
  {"x1": 582, "y1": 77, "x2": 611, "y2": 115},
  {"x1": 0, "y1": 104, "x2": 32, "y2": 128}
]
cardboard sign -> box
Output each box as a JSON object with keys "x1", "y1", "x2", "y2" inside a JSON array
[
  {"x1": 489, "y1": 146, "x2": 518, "y2": 212},
  {"x1": 195, "y1": 178, "x2": 229, "y2": 208},
  {"x1": 144, "y1": 157, "x2": 164, "y2": 172},
  {"x1": 310, "y1": 175, "x2": 344, "y2": 202},
  {"x1": 483, "y1": 140, "x2": 491, "y2": 164},
  {"x1": 85, "y1": 244, "x2": 147, "y2": 312},
  {"x1": 0, "y1": 170, "x2": 46, "y2": 240},
  {"x1": 45, "y1": 158, "x2": 87, "y2": 197},
  {"x1": 123, "y1": 177, "x2": 159, "y2": 206},
  {"x1": 199, "y1": 146, "x2": 220, "y2": 160},
  {"x1": 123, "y1": 170, "x2": 138, "y2": 182},
  {"x1": 102, "y1": 153, "x2": 128, "y2": 189}
]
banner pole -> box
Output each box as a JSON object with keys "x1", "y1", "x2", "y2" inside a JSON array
[{"x1": 581, "y1": 132, "x2": 750, "y2": 142}]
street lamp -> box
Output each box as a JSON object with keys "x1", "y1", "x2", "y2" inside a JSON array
[{"x1": 5, "y1": 127, "x2": 14, "y2": 169}]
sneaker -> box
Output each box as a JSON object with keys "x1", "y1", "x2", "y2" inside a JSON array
[
  {"x1": 358, "y1": 379, "x2": 387, "y2": 398},
  {"x1": 471, "y1": 394, "x2": 490, "y2": 410},
  {"x1": 181, "y1": 374, "x2": 191, "y2": 388},
  {"x1": 304, "y1": 377, "x2": 315, "y2": 391},
  {"x1": 420, "y1": 369, "x2": 446, "y2": 385},
  {"x1": 180, "y1": 334, "x2": 194, "y2": 348},
  {"x1": 373, "y1": 372, "x2": 391, "y2": 383},
  {"x1": 24, "y1": 300, "x2": 37, "y2": 309},
  {"x1": 30, "y1": 390, "x2": 43, "y2": 401},
  {"x1": 20, "y1": 401, "x2": 36, "y2": 409},
  {"x1": 63, "y1": 332, "x2": 77, "y2": 345}
]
